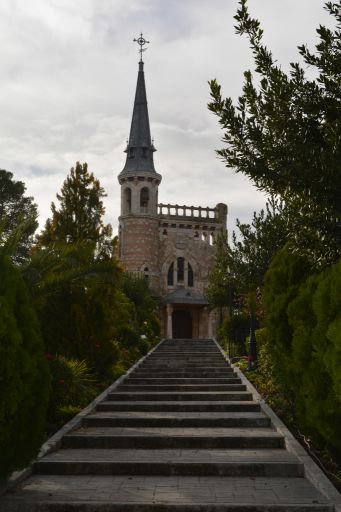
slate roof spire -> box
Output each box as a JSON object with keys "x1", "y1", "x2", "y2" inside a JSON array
[{"x1": 121, "y1": 34, "x2": 157, "y2": 175}]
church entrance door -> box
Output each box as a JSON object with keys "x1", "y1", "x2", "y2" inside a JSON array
[{"x1": 172, "y1": 309, "x2": 192, "y2": 339}]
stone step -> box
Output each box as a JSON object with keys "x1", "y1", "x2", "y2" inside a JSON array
[
  {"x1": 82, "y1": 411, "x2": 270, "y2": 428},
  {"x1": 117, "y1": 384, "x2": 247, "y2": 392},
  {"x1": 126, "y1": 378, "x2": 242, "y2": 384},
  {"x1": 63, "y1": 427, "x2": 284, "y2": 449},
  {"x1": 148, "y1": 348, "x2": 222, "y2": 352},
  {"x1": 147, "y1": 359, "x2": 225, "y2": 362},
  {"x1": 133, "y1": 372, "x2": 236, "y2": 378},
  {"x1": 139, "y1": 366, "x2": 231, "y2": 370},
  {"x1": 145, "y1": 359, "x2": 225, "y2": 364},
  {"x1": 139, "y1": 359, "x2": 228, "y2": 370},
  {"x1": 1, "y1": 337, "x2": 336, "y2": 512},
  {"x1": 34, "y1": 448, "x2": 303, "y2": 477},
  {"x1": 107, "y1": 391, "x2": 253, "y2": 401},
  {"x1": 146, "y1": 352, "x2": 225, "y2": 361},
  {"x1": 0, "y1": 474, "x2": 332, "y2": 511},
  {"x1": 97, "y1": 401, "x2": 261, "y2": 412},
  {"x1": 153, "y1": 351, "x2": 221, "y2": 355},
  {"x1": 134, "y1": 368, "x2": 235, "y2": 375}
]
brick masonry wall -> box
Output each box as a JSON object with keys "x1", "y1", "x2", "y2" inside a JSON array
[{"x1": 119, "y1": 215, "x2": 160, "y2": 292}]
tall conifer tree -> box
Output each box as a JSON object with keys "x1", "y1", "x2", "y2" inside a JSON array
[{"x1": 37, "y1": 162, "x2": 113, "y2": 257}]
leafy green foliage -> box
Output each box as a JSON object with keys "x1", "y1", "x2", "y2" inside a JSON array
[
  {"x1": 0, "y1": 170, "x2": 38, "y2": 264},
  {"x1": 25, "y1": 242, "x2": 125, "y2": 380},
  {"x1": 119, "y1": 273, "x2": 160, "y2": 358},
  {"x1": 209, "y1": 0, "x2": 341, "y2": 266},
  {"x1": 206, "y1": 232, "x2": 232, "y2": 309},
  {"x1": 36, "y1": 162, "x2": 113, "y2": 258},
  {"x1": 263, "y1": 245, "x2": 312, "y2": 390},
  {"x1": 218, "y1": 313, "x2": 250, "y2": 357},
  {"x1": 47, "y1": 355, "x2": 97, "y2": 427},
  {"x1": 288, "y1": 261, "x2": 341, "y2": 451},
  {"x1": 229, "y1": 197, "x2": 288, "y2": 291},
  {"x1": 238, "y1": 328, "x2": 294, "y2": 415},
  {"x1": 0, "y1": 254, "x2": 50, "y2": 478},
  {"x1": 208, "y1": 198, "x2": 287, "y2": 315},
  {"x1": 264, "y1": 247, "x2": 341, "y2": 452}
]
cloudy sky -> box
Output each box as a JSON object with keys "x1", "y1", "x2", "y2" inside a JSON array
[{"x1": 0, "y1": 0, "x2": 332, "y2": 237}]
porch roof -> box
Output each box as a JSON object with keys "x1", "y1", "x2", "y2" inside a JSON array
[{"x1": 162, "y1": 287, "x2": 208, "y2": 306}]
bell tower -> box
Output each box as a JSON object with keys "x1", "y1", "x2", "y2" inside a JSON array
[{"x1": 118, "y1": 35, "x2": 162, "y2": 293}]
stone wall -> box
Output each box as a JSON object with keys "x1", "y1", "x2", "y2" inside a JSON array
[{"x1": 118, "y1": 215, "x2": 160, "y2": 293}]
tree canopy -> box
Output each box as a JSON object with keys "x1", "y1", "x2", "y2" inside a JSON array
[
  {"x1": 209, "y1": 0, "x2": 341, "y2": 266},
  {"x1": 0, "y1": 170, "x2": 38, "y2": 264},
  {"x1": 36, "y1": 162, "x2": 113, "y2": 258},
  {"x1": 207, "y1": 197, "x2": 288, "y2": 312}
]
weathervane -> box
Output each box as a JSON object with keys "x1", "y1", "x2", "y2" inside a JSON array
[{"x1": 133, "y1": 33, "x2": 149, "y2": 62}]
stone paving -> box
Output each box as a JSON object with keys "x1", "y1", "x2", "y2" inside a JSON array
[{"x1": 0, "y1": 338, "x2": 337, "y2": 511}]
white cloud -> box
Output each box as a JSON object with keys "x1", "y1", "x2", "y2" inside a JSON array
[{"x1": 0, "y1": 0, "x2": 334, "y2": 242}]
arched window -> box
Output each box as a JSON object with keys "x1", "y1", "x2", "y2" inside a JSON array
[
  {"x1": 124, "y1": 188, "x2": 132, "y2": 214},
  {"x1": 144, "y1": 267, "x2": 149, "y2": 280},
  {"x1": 167, "y1": 262, "x2": 174, "y2": 286},
  {"x1": 188, "y1": 263, "x2": 194, "y2": 287},
  {"x1": 177, "y1": 257, "x2": 184, "y2": 282},
  {"x1": 140, "y1": 187, "x2": 149, "y2": 213}
]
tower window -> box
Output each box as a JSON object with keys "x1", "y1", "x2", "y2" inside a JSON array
[
  {"x1": 167, "y1": 262, "x2": 174, "y2": 286},
  {"x1": 177, "y1": 257, "x2": 184, "y2": 282},
  {"x1": 188, "y1": 263, "x2": 194, "y2": 287},
  {"x1": 124, "y1": 188, "x2": 132, "y2": 214},
  {"x1": 128, "y1": 147, "x2": 135, "y2": 159},
  {"x1": 140, "y1": 187, "x2": 149, "y2": 213}
]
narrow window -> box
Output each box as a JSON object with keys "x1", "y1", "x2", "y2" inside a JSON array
[
  {"x1": 124, "y1": 188, "x2": 131, "y2": 214},
  {"x1": 177, "y1": 257, "x2": 184, "y2": 282},
  {"x1": 140, "y1": 187, "x2": 149, "y2": 213},
  {"x1": 188, "y1": 263, "x2": 194, "y2": 287},
  {"x1": 144, "y1": 267, "x2": 149, "y2": 280},
  {"x1": 167, "y1": 262, "x2": 174, "y2": 286}
]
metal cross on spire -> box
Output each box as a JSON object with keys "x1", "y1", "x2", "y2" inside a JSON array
[{"x1": 133, "y1": 33, "x2": 150, "y2": 62}]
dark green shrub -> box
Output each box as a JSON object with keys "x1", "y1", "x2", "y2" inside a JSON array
[
  {"x1": 264, "y1": 245, "x2": 311, "y2": 392},
  {"x1": 0, "y1": 255, "x2": 50, "y2": 479},
  {"x1": 264, "y1": 247, "x2": 341, "y2": 452},
  {"x1": 218, "y1": 314, "x2": 249, "y2": 356},
  {"x1": 290, "y1": 261, "x2": 341, "y2": 451}
]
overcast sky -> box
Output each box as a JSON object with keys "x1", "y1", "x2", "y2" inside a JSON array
[{"x1": 0, "y1": 0, "x2": 333, "y2": 238}]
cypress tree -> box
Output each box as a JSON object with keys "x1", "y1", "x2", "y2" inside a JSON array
[{"x1": 0, "y1": 254, "x2": 50, "y2": 479}]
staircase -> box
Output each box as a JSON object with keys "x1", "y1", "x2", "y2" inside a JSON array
[{"x1": 1, "y1": 339, "x2": 336, "y2": 511}]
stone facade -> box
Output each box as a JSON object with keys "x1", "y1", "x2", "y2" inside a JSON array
[{"x1": 117, "y1": 59, "x2": 227, "y2": 339}]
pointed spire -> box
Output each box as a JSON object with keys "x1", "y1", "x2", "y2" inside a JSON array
[{"x1": 120, "y1": 59, "x2": 157, "y2": 175}]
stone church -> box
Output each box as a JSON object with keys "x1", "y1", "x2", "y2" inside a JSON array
[{"x1": 117, "y1": 52, "x2": 227, "y2": 339}]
